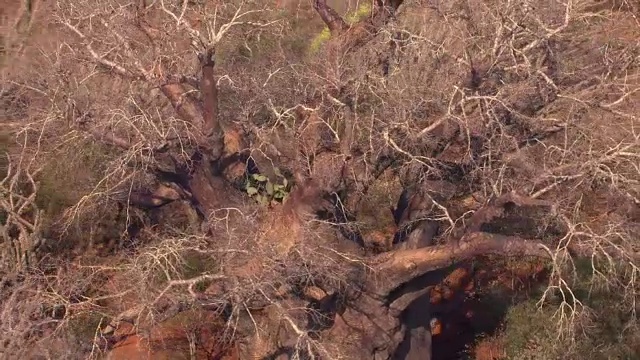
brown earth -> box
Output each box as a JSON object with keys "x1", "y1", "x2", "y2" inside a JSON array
[{"x1": 107, "y1": 310, "x2": 238, "y2": 360}]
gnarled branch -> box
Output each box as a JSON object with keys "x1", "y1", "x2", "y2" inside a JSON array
[{"x1": 372, "y1": 232, "x2": 550, "y2": 297}]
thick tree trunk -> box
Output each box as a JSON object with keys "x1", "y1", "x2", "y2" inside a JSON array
[
  {"x1": 199, "y1": 48, "x2": 225, "y2": 159},
  {"x1": 186, "y1": 156, "x2": 243, "y2": 220}
]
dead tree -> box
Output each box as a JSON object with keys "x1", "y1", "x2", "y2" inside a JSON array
[
  {"x1": 53, "y1": 1, "x2": 552, "y2": 358},
  {"x1": 44, "y1": 0, "x2": 638, "y2": 359}
]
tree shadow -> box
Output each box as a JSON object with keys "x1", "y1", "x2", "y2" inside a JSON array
[{"x1": 390, "y1": 259, "x2": 549, "y2": 360}]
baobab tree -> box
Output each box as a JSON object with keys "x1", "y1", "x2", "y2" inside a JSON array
[{"x1": 1, "y1": 0, "x2": 638, "y2": 358}]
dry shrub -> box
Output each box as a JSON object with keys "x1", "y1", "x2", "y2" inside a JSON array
[{"x1": 473, "y1": 335, "x2": 506, "y2": 360}]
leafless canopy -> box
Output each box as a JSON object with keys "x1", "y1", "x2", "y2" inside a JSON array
[{"x1": 0, "y1": 0, "x2": 638, "y2": 358}]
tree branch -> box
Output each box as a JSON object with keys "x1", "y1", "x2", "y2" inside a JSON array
[
  {"x1": 61, "y1": 21, "x2": 136, "y2": 79},
  {"x1": 464, "y1": 191, "x2": 554, "y2": 233},
  {"x1": 377, "y1": 0, "x2": 405, "y2": 11},
  {"x1": 84, "y1": 127, "x2": 133, "y2": 150},
  {"x1": 199, "y1": 48, "x2": 224, "y2": 157},
  {"x1": 372, "y1": 232, "x2": 550, "y2": 297},
  {"x1": 159, "y1": 83, "x2": 204, "y2": 126},
  {"x1": 312, "y1": 0, "x2": 349, "y2": 34}
]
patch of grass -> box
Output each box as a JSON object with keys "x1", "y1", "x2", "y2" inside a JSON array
[
  {"x1": 147, "y1": 248, "x2": 221, "y2": 289},
  {"x1": 180, "y1": 250, "x2": 218, "y2": 280},
  {"x1": 0, "y1": 40, "x2": 6, "y2": 69},
  {"x1": 30, "y1": 140, "x2": 127, "y2": 255},
  {"x1": 1, "y1": 132, "x2": 14, "y2": 226},
  {"x1": 309, "y1": 27, "x2": 331, "y2": 54},
  {"x1": 502, "y1": 300, "x2": 558, "y2": 359},
  {"x1": 35, "y1": 141, "x2": 116, "y2": 217},
  {"x1": 0, "y1": 132, "x2": 11, "y2": 177},
  {"x1": 355, "y1": 174, "x2": 400, "y2": 233},
  {"x1": 67, "y1": 311, "x2": 107, "y2": 351},
  {"x1": 465, "y1": 255, "x2": 638, "y2": 359},
  {"x1": 498, "y1": 259, "x2": 640, "y2": 360}
]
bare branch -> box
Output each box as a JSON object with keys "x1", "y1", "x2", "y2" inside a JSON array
[
  {"x1": 152, "y1": 273, "x2": 226, "y2": 305},
  {"x1": 373, "y1": 232, "x2": 551, "y2": 297},
  {"x1": 465, "y1": 191, "x2": 554, "y2": 233},
  {"x1": 160, "y1": 0, "x2": 272, "y2": 54},
  {"x1": 60, "y1": 21, "x2": 135, "y2": 78},
  {"x1": 83, "y1": 127, "x2": 132, "y2": 150}
]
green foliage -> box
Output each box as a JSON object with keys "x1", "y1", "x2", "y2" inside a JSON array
[
  {"x1": 245, "y1": 168, "x2": 290, "y2": 206},
  {"x1": 309, "y1": 3, "x2": 372, "y2": 54},
  {"x1": 309, "y1": 28, "x2": 332, "y2": 54}
]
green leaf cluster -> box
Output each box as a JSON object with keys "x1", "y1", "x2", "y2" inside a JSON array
[
  {"x1": 309, "y1": 3, "x2": 372, "y2": 54},
  {"x1": 244, "y1": 167, "x2": 290, "y2": 206}
]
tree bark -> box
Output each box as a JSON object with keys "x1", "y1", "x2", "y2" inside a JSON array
[
  {"x1": 160, "y1": 83, "x2": 205, "y2": 126},
  {"x1": 186, "y1": 155, "x2": 242, "y2": 220},
  {"x1": 199, "y1": 48, "x2": 224, "y2": 160},
  {"x1": 372, "y1": 232, "x2": 549, "y2": 298},
  {"x1": 312, "y1": 0, "x2": 349, "y2": 34}
]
